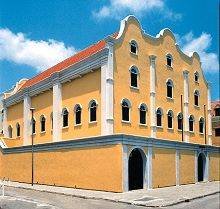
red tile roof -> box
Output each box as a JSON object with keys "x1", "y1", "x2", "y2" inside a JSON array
[{"x1": 21, "y1": 40, "x2": 106, "y2": 89}]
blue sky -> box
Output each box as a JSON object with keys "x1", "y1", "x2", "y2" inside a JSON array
[{"x1": 0, "y1": 0, "x2": 219, "y2": 100}]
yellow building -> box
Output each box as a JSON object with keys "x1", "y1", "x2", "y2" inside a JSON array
[{"x1": 0, "y1": 16, "x2": 219, "y2": 192}]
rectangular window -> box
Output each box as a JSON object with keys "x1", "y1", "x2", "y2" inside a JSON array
[
  {"x1": 167, "y1": 57, "x2": 172, "y2": 67},
  {"x1": 215, "y1": 128, "x2": 220, "y2": 136},
  {"x1": 215, "y1": 108, "x2": 220, "y2": 116}
]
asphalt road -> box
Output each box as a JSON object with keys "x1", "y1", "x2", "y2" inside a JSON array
[{"x1": 0, "y1": 187, "x2": 219, "y2": 209}]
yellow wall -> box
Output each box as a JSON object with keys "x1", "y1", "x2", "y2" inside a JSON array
[
  {"x1": 152, "y1": 148, "x2": 176, "y2": 188},
  {"x1": 7, "y1": 102, "x2": 23, "y2": 140},
  {"x1": 179, "y1": 150, "x2": 195, "y2": 185},
  {"x1": 1, "y1": 144, "x2": 122, "y2": 192},
  {"x1": 31, "y1": 90, "x2": 53, "y2": 144},
  {"x1": 61, "y1": 69, "x2": 101, "y2": 140},
  {"x1": 113, "y1": 18, "x2": 208, "y2": 144},
  {"x1": 209, "y1": 153, "x2": 220, "y2": 181}
]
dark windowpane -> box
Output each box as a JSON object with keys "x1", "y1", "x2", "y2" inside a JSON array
[
  {"x1": 199, "y1": 120, "x2": 204, "y2": 133},
  {"x1": 167, "y1": 57, "x2": 172, "y2": 66},
  {"x1": 140, "y1": 110, "x2": 146, "y2": 124},
  {"x1": 76, "y1": 110, "x2": 81, "y2": 124},
  {"x1": 32, "y1": 120, "x2": 36, "y2": 134},
  {"x1": 41, "y1": 118, "x2": 46, "y2": 132},
  {"x1": 167, "y1": 86, "x2": 172, "y2": 98},
  {"x1": 131, "y1": 73, "x2": 137, "y2": 87},
  {"x1": 189, "y1": 120, "x2": 193, "y2": 132},
  {"x1": 215, "y1": 128, "x2": 220, "y2": 136},
  {"x1": 178, "y1": 117, "x2": 183, "y2": 130},
  {"x1": 215, "y1": 108, "x2": 220, "y2": 116},
  {"x1": 17, "y1": 124, "x2": 20, "y2": 137},
  {"x1": 195, "y1": 74, "x2": 198, "y2": 82},
  {"x1": 8, "y1": 126, "x2": 12, "y2": 138},
  {"x1": 90, "y1": 107, "x2": 96, "y2": 122},
  {"x1": 157, "y1": 114, "x2": 162, "y2": 126},
  {"x1": 63, "y1": 111, "x2": 68, "y2": 127},
  {"x1": 194, "y1": 95, "x2": 198, "y2": 106},
  {"x1": 122, "y1": 107, "x2": 129, "y2": 121},
  {"x1": 168, "y1": 116, "x2": 172, "y2": 128},
  {"x1": 131, "y1": 44, "x2": 137, "y2": 54}
]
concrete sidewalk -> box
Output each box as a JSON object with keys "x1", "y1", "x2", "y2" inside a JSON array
[{"x1": 0, "y1": 180, "x2": 219, "y2": 207}]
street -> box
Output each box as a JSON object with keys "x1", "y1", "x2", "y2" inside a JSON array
[{"x1": 0, "y1": 187, "x2": 219, "y2": 209}]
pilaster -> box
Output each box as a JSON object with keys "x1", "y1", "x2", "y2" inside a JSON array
[
  {"x1": 2, "y1": 101, "x2": 8, "y2": 138},
  {"x1": 51, "y1": 72, "x2": 62, "y2": 142},
  {"x1": 149, "y1": 55, "x2": 157, "y2": 138},
  {"x1": 23, "y1": 89, "x2": 31, "y2": 145},
  {"x1": 147, "y1": 145, "x2": 153, "y2": 189},
  {"x1": 207, "y1": 84, "x2": 212, "y2": 145},
  {"x1": 101, "y1": 37, "x2": 114, "y2": 135},
  {"x1": 183, "y1": 70, "x2": 189, "y2": 142},
  {"x1": 122, "y1": 144, "x2": 128, "y2": 192}
]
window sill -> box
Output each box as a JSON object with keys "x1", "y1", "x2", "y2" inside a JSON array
[
  {"x1": 16, "y1": 136, "x2": 21, "y2": 139},
  {"x1": 194, "y1": 105, "x2": 200, "y2": 109},
  {"x1": 74, "y1": 123, "x2": 82, "y2": 127},
  {"x1": 195, "y1": 81, "x2": 199, "y2": 85},
  {"x1": 89, "y1": 121, "x2": 97, "y2": 124},
  {"x1": 167, "y1": 128, "x2": 174, "y2": 130},
  {"x1": 189, "y1": 131, "x2": 195, "y2": 134},
  {"x1": 62, "y1": 126, "x2": 69, "y2": 129},
  {"x1": 166, "y1": 97, "x2": 174, "y2": 101},
  {"x1": 156, "y1": 126, "x2": 163, "y2": 129},
  {"x1": 130, "y1": 86, "x2": 139, "y2": 91},
  {"x1": 40, "y1": 131, "x2": 46, "y2": 134},
  {"x1": 199, "y1": 132, "x2": 204, "y2": 135},
  {"x1": 122, "y1": 120, "x2": 131, "y2": 124},
  {"x1": 166, "y1": 65, "x2": 173, "y2": 70},
  {"x1": 130, "y1": 52, "x2": 138, "y2": 57},
  {"x1": 32, "y1": 133, "x2": 36, "y2": 136},
  {"x1": 177, "y1": 129, "x2": 183, "y2": 132},
  {"x1": 139, "y1": 123, "x2": 147, "y2": 127}
]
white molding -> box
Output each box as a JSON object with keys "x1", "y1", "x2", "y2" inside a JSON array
[
  {"x1": 52, "y1": 73, "x2": 62, "y2": 142},
  {"x1": 101, "y1": 40, "x2": 114, "y2": 135},
  {"x1": 183, "y1": 70, "x2": 189, "y2": 142},
  {"x1": 147, "y1": 146, "x2": 153, "y2": 189},
  {"x1": 23, "y1": 92, "x2": 31, "y2": 145},
  {"x1": 149, "y1": 55, "x2": 157, "y2": 138},
  {"x1": 122, "y1": 144, "x2": 128, "y2": 192},
  {"x1": 2, "y1": 102, "x2": 8, "y2": 138}
]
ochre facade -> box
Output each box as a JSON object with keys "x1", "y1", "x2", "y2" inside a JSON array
[{"x1": 0, "y1": 16, "x2": 219, "y2": 192}]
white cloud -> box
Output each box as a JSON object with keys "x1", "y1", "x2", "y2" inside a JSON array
[
  {"x1": 0, "y1": 28, "x2": 76, "y2": 72},
  {"x1": 93, "y1": 0, "x2": 181, "y2": 20},
  {"x1": 178, "y1": 32, "x2": 219, "y2": 73}
]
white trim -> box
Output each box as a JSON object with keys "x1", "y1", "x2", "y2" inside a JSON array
[
  {"x1": 147, "y1": 146, "x2": 152, "y2": 189},
  {"x1": 122, "y1": 145, "x2": 128, "y2": 192},
  {"x1": 23, "y1": 94, "x2": 31, "y2": 145},
  {"x1": 183, "y1": 70, "x2": 189, "y2": 142}
]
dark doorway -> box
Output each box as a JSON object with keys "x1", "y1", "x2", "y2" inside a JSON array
[
  {"x1": 129, "y1": 149, "x2": 143, "y2": 190},
  {"x1": 198, "y1": 153, "x2": 206, "y2": 182}
]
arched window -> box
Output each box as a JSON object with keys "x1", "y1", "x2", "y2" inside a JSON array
[
  {"x1": 177, "y1": 113, "x2": 183, "y2": 130},
  {"x1": 89, "y1": 100, "x2": 97, "y2": 122},
  {"x1": 50, "y1": 112, "x2": 53, "y2": 130},
  {"x1": 1, "y1": 109, "x2": 3, "y2": 123},
  {"x1": 130, "y1": 66, "x2": 139, "y2": 88},
  {"x1": 156, "y1": 108, "x2": 163, "y2": 127},
  {"x1": 166, "y1": 54, "x2": 173, "y2": 67},
  {"x1": 40, "y1": 115, "x2": 46, "y2": 132},
  {"x1": 139, "y1": 103, "x2": 147, "y2": 124},
  {"x1": 194, "y1": 90, "x2": 199, "y2": 106},
  {"x1": 8, "y1": 125, "x2": 12, "y2": 138},
  {"x1": 121, "y1": 99, "x2": 131, "y2": 122},
  {"x1": 130, "y1": 40, "x2": 138, "y2": 54},
  {"x1": 16, "y1": 123, "x2": 20, "y2": 137},
  {"x1": 166, "y1": 79, "x2": 173, "y2": 98},
  {"x1": 194, "y1": 72, "x2": 199, "y2": 82},
  {"x1": 62, "y1": 108, "x2": 69, "y2": 127},
  {"x1": 74, "y1": 104, "x2": 82, "y2": 125},
  {"x1": 167, "y1": 110, "x2": 173, "y2": 129},
  {"x1": 199, "y1": 117, "x2": 204, "y2": 134},
  {"x1": 31, "y1": 118, "x2": 36, "y2": 134},
  {"x1": 189, "y1": 115, "x2": 194, "y2": 132}
]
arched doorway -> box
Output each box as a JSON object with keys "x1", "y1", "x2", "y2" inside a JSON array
[
  {"x1": 128, "y1": 148, "x2": 144, "y2": 190},
  {"x1": 198, "y1": 153, "x2": 206, "y2": 182}
]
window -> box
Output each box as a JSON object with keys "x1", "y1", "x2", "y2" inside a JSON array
[
  {"x1": 215, "y1": 108, "x2": 220, "y2": 116},
  {"x1": 167, "y1": 110, "x2": 173, "y2": 129},
  {"x1": 40, "y1": 115, "x2": 46, "y2": 132},
  {"x1": 50, "y1": 112, "x2": 53, "y2": 130},
  {"x1": 177, "y1": 113, "x2": 183, "y2": 130},
  {"x1": 199, "y1": 117, "x2": 204, "y2": 134},
  {"x1": 194, "y1": 90, "x2": 199, "y2": 106},
  {"x1": 166, "y1": 54, "x2": 173, "y2": 67},
  {"x1": 89, "y1": 100, "x2": 97, "y2": 122},
  {"x1": 8, "y1": 125, "x2": 12, "y2": 138},
  {"x1": 62, "y1": 108, "x2": 69, "y2": 127},
  {"x1": 166, "y1": 79, "x2": 173, "y2": 98},
  {"x1": 74, "y1": 104, "x2": 82, "y2": 125},
  {"x1": 194, "y1": 72, "x2": 199, "y2": 82},
  {"x1": 16, "y1": 123, "x2": 20, "y2": 137},
  {"x1": 156, "y1": 108, "x2": 163, "y2": 127},
  {"x1": 31, "y1": 118, "x2": 36, "y2": 134},
  {"x1": 130, "y1": 67, "x2": 138, "y2": 88},
  {"x1": 122, "y1": 99, "x2": 131, "y2": 122},
  {"x1": 1, "y1": 109, "x2": 3, "y2": 123},
  {"x1": 189, "y1": 115, "x2": 194, "y2": 132},
  {"x1": 139, "y1": 103, "x2": 147, "y2": 124},
  {"x1": 130, "y1": 40, "x2": 138, "y2": 54},
  {"x1": 215, "y1": 128, "x2": 220, "y2": 136}
]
